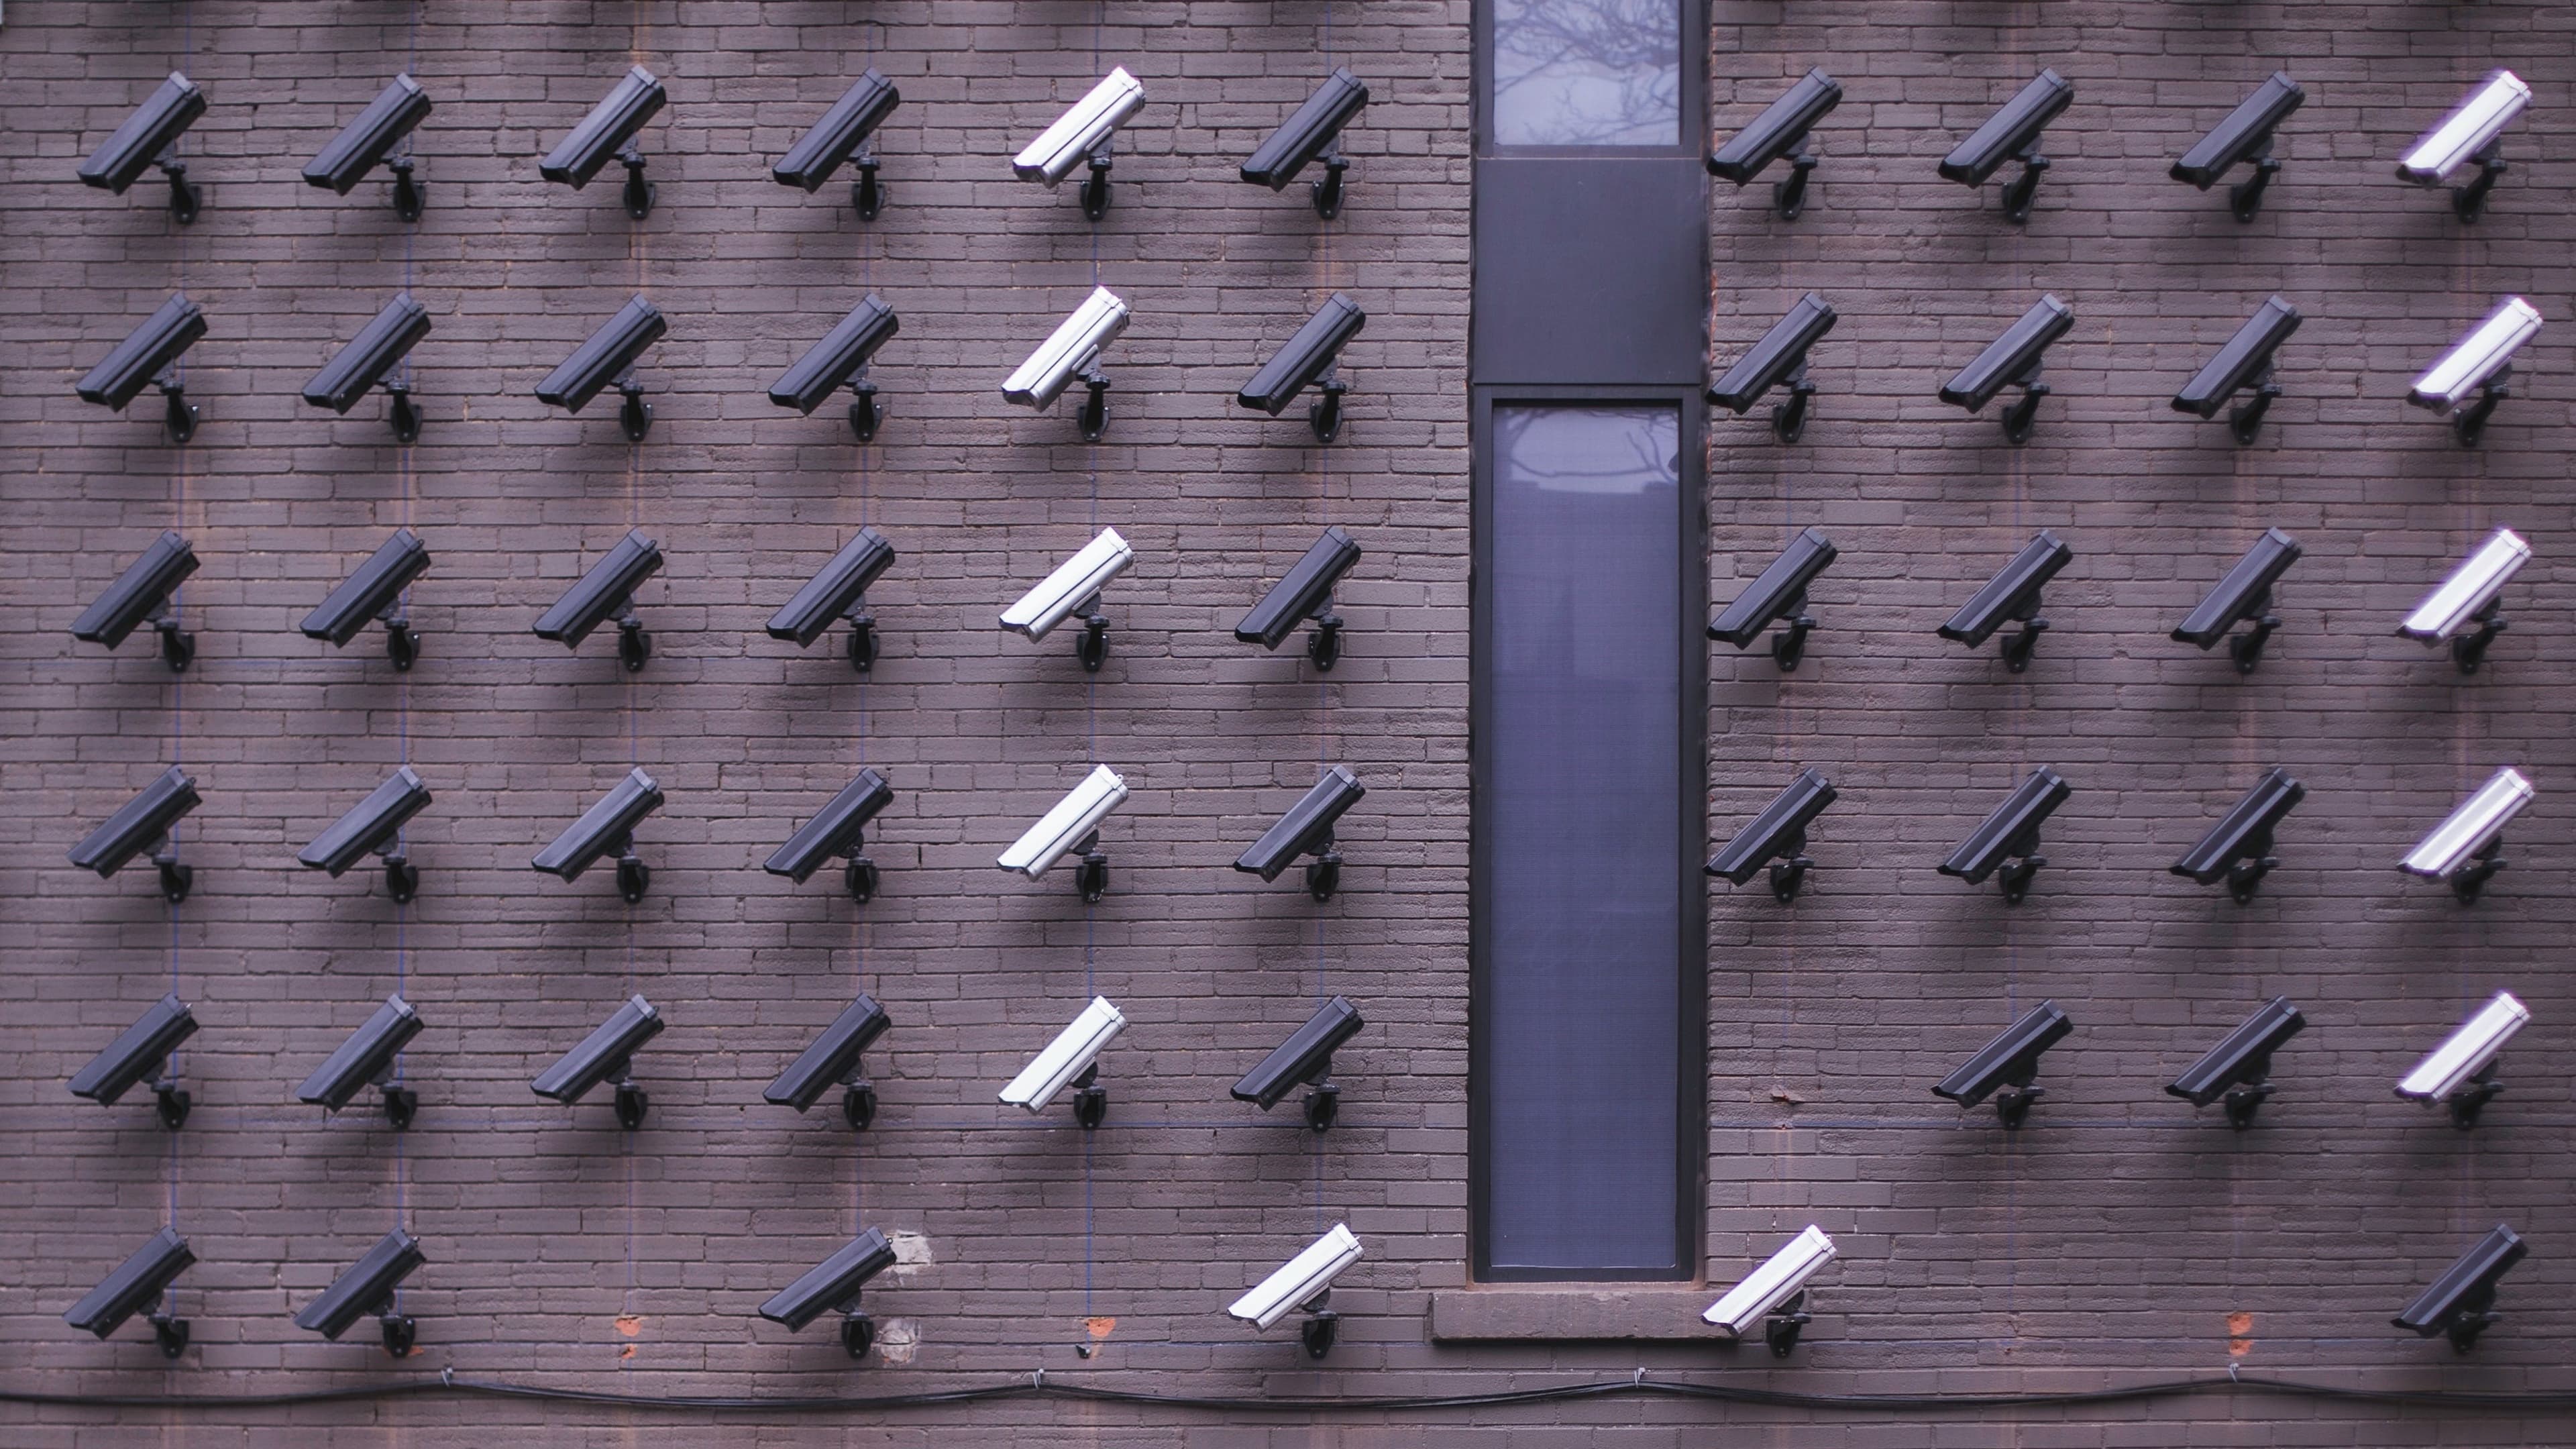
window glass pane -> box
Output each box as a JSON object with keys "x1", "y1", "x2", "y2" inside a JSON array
[
  {"x1": 1492, "y1": 0, "x2": 1682, "y2": 147},
  {"x1": 1481, "y1": 403, "x2": 1685, "y2": 1275}
]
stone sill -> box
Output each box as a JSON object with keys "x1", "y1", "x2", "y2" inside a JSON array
[{"x1": 1430, "y1": 1286, "x2": 1724, "y2": 1342}]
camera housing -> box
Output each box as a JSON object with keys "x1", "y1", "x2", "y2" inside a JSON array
[
  {"x1": 303, "y1": 528, "x2": 431, "y2": 670},
  {"x1": 533, "y1": 767, "x2": 665, "y2": 903},
  {"x1": 532, "y1": 994, "x2": 665, "y2": 1129},
  {"x1": 294, "y1": 1228, "x2": 426, "y2": 1357},
  {"x1": 2165, "y1": 996, "x2": 2305, "y2": 1128},
  {"x1": 2172, "y1": 297, "x2": 2302, "y2": 444},
  {"x1": 1938, "y1": 294, "x2": 2074, "y2": 443},
  {"x1": 533, "y1": 529, "x2": 664, "y2": 672},
  {"x1": 1232, "y1": 995, "x2": 1363, "y2": 1132},
  {"x1": 2170, "y1": 72, "x2": 2304, "y2": 220},
  {"x1": 1702, "y1": 1226, "x2": 1836, "y2": 1356},
  {"x1": 2171, "y1": 527, "x2": 2303, "y2": 672},
  {"x1": 1002, "y1": 286, "x2": 1130, "y2": 438},
  {"x1": 299, "y1": 765, "x2": 433, "y2": 902},
  {"x1": 1937, "y1": 765, "x2": 2072, "y2": 904},
  {"x1": 1001, "y1": 528, "x2": 1133, "y2": 672},
  {"x1": 64, "y1": 1227, "x2": 196, "y2": 1357},
  {"x1": 2400, "y1": 767, "x2": 2532, "y2": 906},
  {"x1": 1229, "y1": 1224, "x2": 1362, "y2": 1358},
  {"x1": 1707, "y1": 767, "x2": 1837, "y2": 903},
  {"x1": 2408, "y1": 297, "x2": 2540, "y2": 447},
  {"x1": 72, "y1": 529, "x2": 200, "y2": 670},
  {"x1": 539, "y1": 64, "x2": 667, "y2": 218},
  {"x1": 769, "y1": 527, "x2": 896, "y2": 672},
  {"x1": 1937, "y1": 530, "x2": 2074, "y2": 672},
  {"x1": 1242, "y1": 68, "x2": 1369, "y2": 217},
  {"x1": 761, "y1": 1228, "x2": 899, "y2": 1358},
  {"x1": 2395, "y1": 1225, "x2": 2526, "y2": 1353},
  {"x1": 1239, "y1": 293, "x2": 1366, "y2": 443},
  {"x1": 770, "y1": 296, "x2": 900, "y2": 443},
  {"x1": 78, "y1": 72, "x2": 207, "y2": 223},
  {"x1": 69, "y1": 992, "x2": 199, "y2": 1130},
  {"x1": 1236, "y1": 527, "x2": 1362, "y2": 669},
  {"x1": 305, "y1": 74, "x2": 433, "y2": 219},
  {"x1": 773, "y1": 69, "x2": 902, "y2": 221},
  {"x1": 1235, "y1": 766, "x2": 1366, "y2": 902},
  {"x1": 1708, "y1": 526, "x2": 1838, "y2": 670},
  {"x1": 2398, "y1": 989, "x2": 2528, "y2": 1131},
  {"x1": 70, "y1": 765, "x2": 203, "y2": 904},
  {"x1": 295, "y1": 994, "x2": 425, "y2": 1130},
  {"x1": 2171, "y1": 766, "x2": 2305, "y2": 904},
  {"x1": 999, "y1": 996, "x2": 1126, "y2": 1129},
  {"x1": 1707, "y1": 293, "x2": 1837, "y2": 442},
  {"x1": 534, "y1": 294, "x2": 668, "y2": 442},
  {"x1": 2397, "y1": 70, "x2": 2530, "y2": 222},
  {"x1": 1932, "y1": 1000, "x2": 2072, "y2": 1128},
  {"x1": 1937, "y1": 68, "x2": 2073, "y2": 222},
  {"x1": 1014, "y1": 67, "x2": 1147, "y2": 219},
  {"x1": 765, "y1": 994, "x2": 893, "y2": 1130},
  {"x1": 76, "y1": 294, "x2": 208, "y2": 442},
  {"x1": 766, "y1": 768, "x2": 896, "y2": 904},
  {"x1": 303, "y1": 292, "x2": 432, "y2": 443},
  {"x1": 2398, "y1": 527, "x2": 2530, "y2": 675},
  {"x1": 1709, "y1": 68, "x2": 1843, "y2": 220},
  {"x1": 998, "y1": 764, "x2": 1130, "y2": 902}
]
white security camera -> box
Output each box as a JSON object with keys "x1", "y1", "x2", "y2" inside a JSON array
[
  {"x1": 998, "y1": 763, "x2": 1130, "y2": 899},
  {"x1": 1001, "y1": 527, "x2": 1135, "y2": 672},
  {"x1": 2398, "y1": 527, "x2": 2530, "y2": 675},
  {"x1": 1015, "y1": 67, "x2": 1147, "y2": 218},
  {"x1": 1002, "y1": 288, "x2": 1132, "y2": 439},
  {"x1": 2409, "y1": 297, "x2": 2541, "y2": 447},
  {"x1": 2397, "y1": 990, "x2": 2528, "y2": 1128},
  {"x1": 1229, "y1": 1224, "x2": 1363, "y2": 1341},
  {"x1": 2400, "y1": 767, "x2": 2532, "y2": 904},
  {"x1": 999, "y1": 996, "x2": 1128, "y2": 1126},
  {"x1": 1702, "y1": 1225, "x2": 1836, "y2": 1356},
  {"x1": 2396, "y1": 70, "x2": 2529, "y2": 221}
]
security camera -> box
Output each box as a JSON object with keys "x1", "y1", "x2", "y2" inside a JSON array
[
  {"x1": 1932, "y1": 1000, "x2": 2072, "y2": 1129},
  {"x1": 1938, "y1": 294, "x2": 2073, "y2": 444},
  {"x1": 2171, "y1": 527, "x2": 2303, "y2": 672},
  {"x1": 1707, "y1": 294, "x2": 1837, "y2": 442},
  {"x1": 531, "y1": 994, "x2": 665, "y2": 1130},
  {"x1": 1014, "y1": 67, "x2": 1146, "y2": 219},
  {"x1": 1936, "y1": 765, "x2": 2072, "y2": 904},
  {"x1": 2408, "y1": 297, "x2": 2540, "y2": 447},
  {"x1": 2396, "y1": 1225, "x2": 2526, "y2": 1354},
  {"x1": 68, "y1": 992, "x2": 199, "y2": 1130},
  {"x1": 1937, "y1": 68, "x2": 2074, "y2": 223},
  {"x1": 71, "y1": 529, "x2": 200, "y2": 671},
  {"x1": 761, "y1": 1228, "x2": 900, "y2": 1358},
  {"x1": 539, "y1": 64, "x2": 667, "y2": 219},
  {"x1": 765, "y1": 768, "x2": 896, "y2": 904},
  {"x1": 303, "y1": 527, "x2": 431, "y2": 671},
  {"x1": 769, "y1": 296, "x2": 900, "y2": 443},
  {"x1": 769, "y1": 527, "x2": 896, "y2": 672},
  {"x1": 302, "y1": 292, "x2": 432, "y2": 443},
  {"x1": 998, "y1": 763, "x2": 1130, "y2": 903},
  {"x1": 764, "y1": 993, "x2": 892, "y2": 1130},
  {"x1": 76, "y1": 294, "x2": 207, "y2": 443},
  {"x1": 534, "y1": 294, "x2": 669, "y2": 442},
  {"x1": 1240, "y1": 293, "x2": 1366, "y2": 443},
  {"x1": 2172, "y1": 297, "x2": 2302, "y2": 445},
  {"x1": 773, "y1": 69, "x2": 902, "y2": 221},
  {"x1": 293, "y1": 1228, "x2": 425, "y2": 1358},
  {"x1": 1707, "y1": 767, "x2": 1837, "y2": 903},
  {"x1": 1232, "y1": 995, "x2": 1363, "y2": 1132},
  {"x1": 1709, "y1": 526, "x2": 1838, "y2": 670},
  {"x1": 305, "y1": 74, "x2": 433, "y2": 220},
  {"x1": 1242, "y1": 68, "x2": 1369, "y2": 218},
  {"x1": 294, "y1": 994, "x2": 425, "y2": 1130},
  {"x1": 2170, "y1": 72, "x2": 2303, "y2": 221},
  {"x1": 64, "y1": 1227, "x2": 195, "y2": 1358},
  {"x1": 533, "y1": 529, "x2": 664, "y2": 672},
  {"x1": 1229, "y1": 1224, "x2": 1362, "y2": 1359},
  {"x1": 1237, "y1": 526, "x2": 1362, "y2": 670},
  {"x1": 999, "y1": 996, "x2": 1127, "y2": 1129},
  {"x1": 1702, "y1": 1225, "x2": 1836, "y2": 1356},
  {"x1": 2400, "y1": 767, "x2": 2532, "y2": 906},
  {"x1": 1000, "y1": 527, "x2": 1134, "y2": 672},
  {"x1": 1937, "y1": 530, "x2": 2074, "y2": 672},
  {"x1": 2171, "y1": 766, "x2": 2305, "y2": 905},
  {"x1": 1708, "y1": 68, "x2": 1843, "y2": 220},
  {"x1": 1002, "y1": 286, "x2": 1130, "y2": 440},
  {"x1": 2165, "y1": 996, "x2": 2304, "y2": 1129},
  {"x1": 2398, "y1": 989, "x2": 2528, "y2": 1132},
  {"x1": 299, "y1": 765, "x2": 433, "y2": 902},
  {"x1": 2397, "y1": 70, "x2": 2530, "y2": 222},
  {"x1": 532, "y1": 767, "x2": 665, "y2": 904},
  {"x1": 78, "y1": 72, "x2": 207, "y2": 223},
  {"x1": 1235, "y1": 766, "x2": 1366, "y2": 902},
  {"x1": 70, "y1": 765, "x2": 203, "y2": 904},
  {"x1": 2398, "y1": 527, "x2": 2530, "y2": 675}
]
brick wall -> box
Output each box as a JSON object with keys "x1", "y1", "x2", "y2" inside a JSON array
[{"x1": 1, "y1": 1, "x2": 2570, "y2": 1443}]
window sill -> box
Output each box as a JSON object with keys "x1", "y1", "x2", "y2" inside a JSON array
[{"x1": 1429, "y1": 1286, "x2": 1721, "y2": 1342}]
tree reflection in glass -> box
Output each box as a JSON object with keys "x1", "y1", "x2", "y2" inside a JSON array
[{"x1": 1493, "y1": 0, "x2": 1680, "y2": 147}]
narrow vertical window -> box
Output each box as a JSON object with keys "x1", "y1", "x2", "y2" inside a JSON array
[{"x1": 1491, "y1": 0, "x2": 1683, "y2": 147}]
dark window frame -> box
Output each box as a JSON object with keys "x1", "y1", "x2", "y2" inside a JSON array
[
  {"x1": 1466, "y1": 385, "x2": 1709, "y2": 1283},
  {"x1": 1472, "y1": 0, "x2": 1707, "y2": 160}
]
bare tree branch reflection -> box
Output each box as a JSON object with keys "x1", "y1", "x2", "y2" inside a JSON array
[{"x1": 1494, "y1": 0, "x2": 1679, "y2": 146}]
